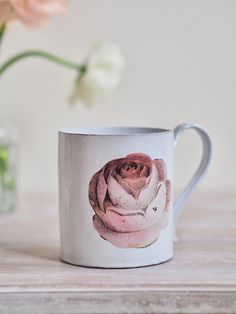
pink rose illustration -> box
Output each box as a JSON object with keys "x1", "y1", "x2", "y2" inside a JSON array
[{"x1": 89, "y1": 153, "x2": 172, "y2": 248}]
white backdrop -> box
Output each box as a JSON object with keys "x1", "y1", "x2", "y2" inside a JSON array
[{"x1": 0, "y1": 0, "x2": 235, "y2": 194}]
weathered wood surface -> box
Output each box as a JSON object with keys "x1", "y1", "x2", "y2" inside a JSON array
[{"x1": 0, "y1": 191, "x2": 235, "y2": 314}]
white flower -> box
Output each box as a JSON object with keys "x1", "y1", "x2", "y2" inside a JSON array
[
  {"x1": 88, "y1": 42, "x2": 125, "y2": 72},
  {"x1": 70, "y1": 42, "x2": 125, "y2": 106}
]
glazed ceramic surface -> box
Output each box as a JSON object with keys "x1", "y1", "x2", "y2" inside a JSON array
[{"x1": 58, "y1": 124, "x2": 212, "y2": 268}]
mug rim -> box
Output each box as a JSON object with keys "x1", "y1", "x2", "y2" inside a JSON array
[{"x1": 58, "y1": 126, "x2": 172, "y2": 136}]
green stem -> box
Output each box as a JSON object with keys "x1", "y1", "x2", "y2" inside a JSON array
[
  {"x1": 0, "y1": 24, "x2": 6, "y2": 48},
  {"x1": 0, "y1": 49, "x2": 81, "y2": 77}
]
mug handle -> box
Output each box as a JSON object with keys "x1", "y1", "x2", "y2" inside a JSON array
[{"x1": 173, "y1": 123, "x2": 212, "y2": 224}]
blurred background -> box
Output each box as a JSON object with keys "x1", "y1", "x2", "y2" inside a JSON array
[{"x1": 0, "y1": 0, "x2": 235, "y2": 196}]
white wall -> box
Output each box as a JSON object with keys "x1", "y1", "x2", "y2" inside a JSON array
[{"x1": 0, "y1": 0, "x2": 235, "y2": 195}]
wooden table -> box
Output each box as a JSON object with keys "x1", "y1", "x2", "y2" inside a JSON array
[{"x1": 0, "y1": 192, "x2": 235, "y2": 314}]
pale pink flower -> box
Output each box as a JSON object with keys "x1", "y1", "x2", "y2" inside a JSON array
[{"x1": 0, "y1": 0, "x2": 68, "y2": 26}]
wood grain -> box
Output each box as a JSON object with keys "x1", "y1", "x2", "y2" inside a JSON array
[{"x1": 0, "y1": 191, "x2": 235, "y2": 314}]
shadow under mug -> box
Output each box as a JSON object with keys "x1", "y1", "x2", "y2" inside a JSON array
[{"x1": 58, "y1": 123, "x2": 212, "y2": 268}]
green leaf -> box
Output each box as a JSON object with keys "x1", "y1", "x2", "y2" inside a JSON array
[
  {"x1": 2, "y1": 172, "x2": 15, "y2": 189},
  {"x1": 0, "y1": 146, "x2": 16, "y2": 190},
  {"x1": 0, "y1": 146, "x2": 9, "y2": 175}
]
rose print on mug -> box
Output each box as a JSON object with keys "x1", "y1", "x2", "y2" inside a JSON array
[{"x1": 88, "y1": 153, "x2": 172, "y2": 248}]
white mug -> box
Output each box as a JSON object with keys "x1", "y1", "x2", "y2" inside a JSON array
[{"x1": 58, "y1": 123, "x2": 212, "y2": 268}]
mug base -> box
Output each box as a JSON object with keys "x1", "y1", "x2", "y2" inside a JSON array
[{"x1": 60, "y1": 255, "x2": 173, "y2": 269}]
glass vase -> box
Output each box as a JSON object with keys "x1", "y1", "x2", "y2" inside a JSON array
[{"x1": 0, "y1": 121, "x2": 19, "y2": 214}]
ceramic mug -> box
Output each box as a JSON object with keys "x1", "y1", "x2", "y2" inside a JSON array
[{"x1": 58, "y1": 123, "x2": 212, "y2": 268}]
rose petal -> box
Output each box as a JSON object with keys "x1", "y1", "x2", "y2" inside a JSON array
[
  {"x1": 90, "y1": 200, "x2": 115, "y2": 232},
  {"x1": 108, "y1": 162, "x2": 160, "y2": 211},
  {"x1": 164, "y1": 180, "x2": 172, "y2": 212},
  {"x1": 120, "y1": 166, "x2": 138, "y2": 179},
  {"x1": 109, "y1": 153, "x2": 152, "y2": 192},
  {"x1": 119, "y1": 182, "x2": 168, "y2": 231},
  {"x1": 137, "y1": 163, "x2": 160, "y2": 207},
  {"x1": 153, "y1": 159, "x2": 167, "y2": 181},
  {"x1": 117, "y1": 153, "x2": 152, "y2": 178},
  {"x1": 96, "y1": 167, "x2": 108, "y2": 212},
  {"x1": 100, "y1": 181, "x2": 171, "y2": 233},
  {"x1": 119, "y1": 162, "x2": 144, "y2": 179},
  {"x1": 89, "y1": 170, "x2": 113, "y2": 227},
  {"x1": 104, "y1": 158, "x2": 121, "y2": 180},
  {"x1": 122, "y1": 177, "x2": 147, "y2": 195},
  {"x1": 116, "y1": 174, "x2": 139, "y2": 198},
  {"x1": 105, "y1": 205, "x2": 146, "y2": 232},
  {"x1": 93, "y1": 214, "x2": 161, "y2": 248},
  {"x1": 113, "y1": 154, "x2": 152, "y2": 197},
  {"x1": 88, "y1": 170, "x2": 100, "y2": 204},
  {"x1": 144, "y1": 183, "x2": 168, "y2": 227},
  {"x1": 108, "y1": 175, "x2": 138, "y2": 210},
  {"x1": 125, "y1": 153, "x2": 152, "y2": 164},
  {"x1": 140, "y1": 165, "x2": 149, "y2": 177}
]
